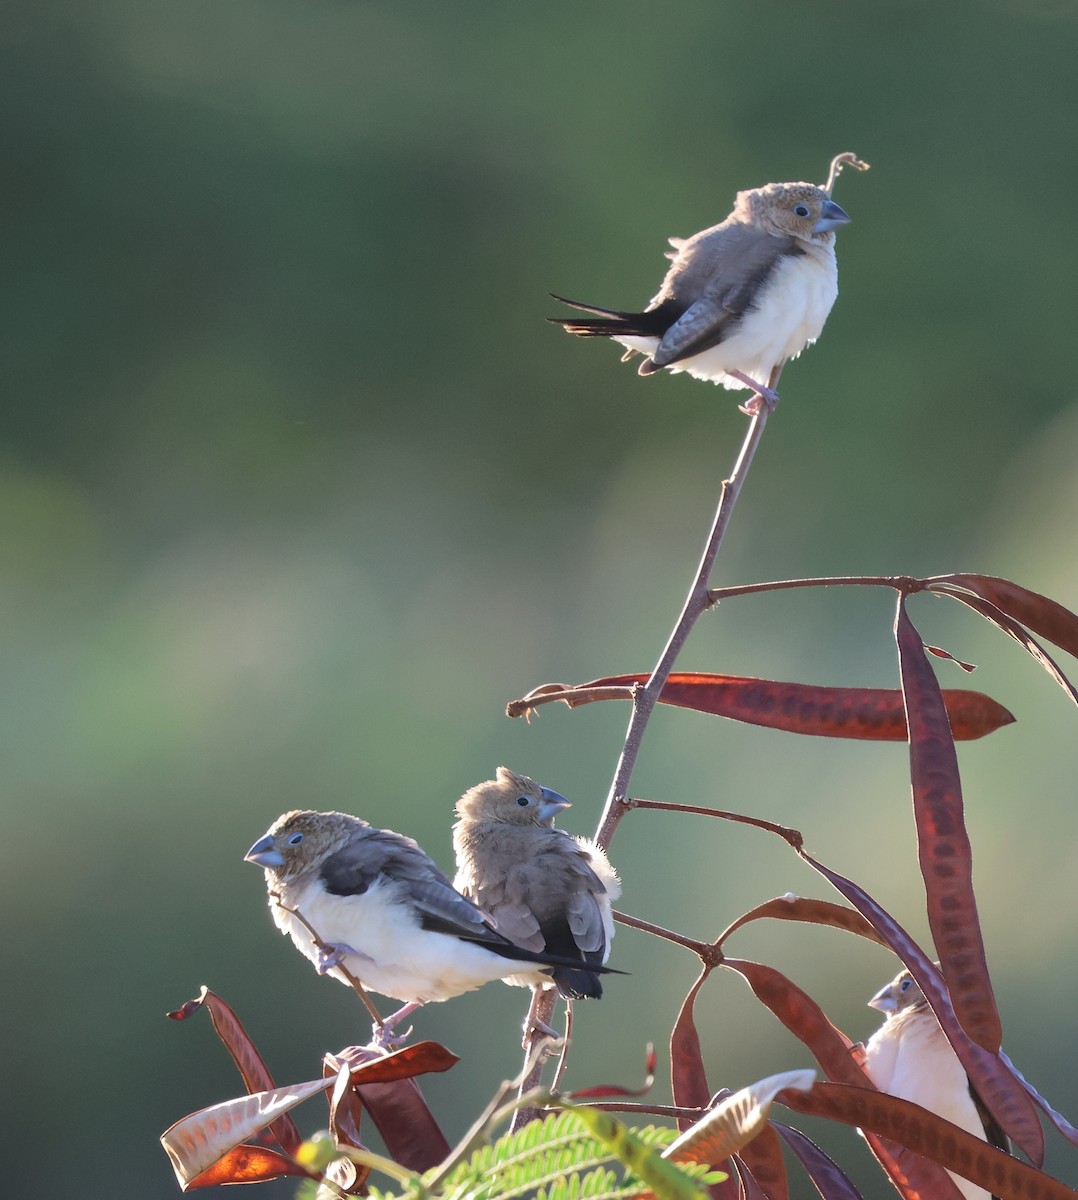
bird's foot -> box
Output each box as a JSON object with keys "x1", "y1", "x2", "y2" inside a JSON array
[
  {"x1": 729, "y1": 371, "x2": 780, "y2": 415},
  {"x1": 317, "y1": 942, "x2": 364, "y2": 974},
  {"x1": 521, "y1": 1015, "x2": 561, "y2": 1047},
  {"x1": 368, "y1": 1000, "x2": 423, "y2": 1049},
  {"x1": 370, "y1": 1022, "x2": 414, "y2": 1050}
]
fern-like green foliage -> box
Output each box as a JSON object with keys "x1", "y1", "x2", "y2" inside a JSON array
[{"x1": 366, "y1": 1111, "x2": 724, "y2": 1200}]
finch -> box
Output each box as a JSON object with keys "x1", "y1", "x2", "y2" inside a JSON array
[
  {"x1": 863, "y1": 968, "x2": 1007, "y2": 1200},
  {"x1": 452, "y1": 767, "x2": 620, "y2": 1032},
  {"x1": 245, "y1": 809, "x2": 621, "y2": 1043},
  {"x1": 551, "y1": 153, "x2": 865, "y2": 411}
]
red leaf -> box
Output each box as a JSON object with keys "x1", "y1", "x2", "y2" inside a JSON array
[
  {"x1": 671, "y1": 966, "x2": 715, "y2": 1129},
  {"x1": 325, "y1": 1041, "x2": 459, "y2": 1085},
  {"x1": 583, "y1": 672, "x2": 1014, "y2": 741},
  {"x1": 735, "y1": 1157, "x2": 769, "y2": 1199},
  {"x1": 932, "y1": 575, "x2": 1078, "y2": 658},
  {"x1": 735, "y1": 1123, "x2": 788, "y2": 1200},
  {"x1": 1000, "y1": 1050, "x2": 1078, "y2": 1148},
  {"x1": 933, "y1": 587, "x2": 1078, "y2": 705},
  {"x1": 357, "y1": 1078, "x2": 450, "y2": 1171},
  {"x1": 895, "y1": 598, "x2": 1002, "y2": 1053},
  {"x1": 321, "y1": 1042, "x2": 458, "y2": 1174},
  {"x1": 182, "y1": 1144, "x2": 314, "y2": 1189},
  {"x1": 783, "y1": 1082, "x2": 1078, "y2": 1200},
  {"x1": 166, "y1": 986, "x2": 301, "y2": 1155},
  {"x1": 716, "y1": 895, "x2": 885, "y2": 949},
  {"x1": 772, "y1": 1123, "x2": 864, "y2": 1200}
]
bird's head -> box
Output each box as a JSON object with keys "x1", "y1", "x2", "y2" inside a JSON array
[
  {"x1": 736, "y1": 181, "x2": 850, "y2": 244},
  {"x1": 868, "y1": 968, "x2": 929, "y2": 1016},
  {"x1": 244, "y1": 810, "x2": 364, "y2": 881},
  {"x1": 455, "y1": 765, "x2": 572, "y2": 827}
]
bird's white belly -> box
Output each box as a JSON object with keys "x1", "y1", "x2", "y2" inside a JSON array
[
  {"x1": 865, "y1": 1018, "x2": 989, "y2": 1200},
  {"x1": 272, "y1": 876, "x2": 536, "y2": 1003},
  {"x1": 619, "y1": 250, "x2": 838, "y2": 389}
]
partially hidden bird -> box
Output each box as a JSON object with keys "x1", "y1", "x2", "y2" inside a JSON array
[
  {"x1": 244, "y1": 809, "x2": 622, "y2": 1044},
  {"x1": 862, "y1": 967, "x2": 1009, "y2": 1200},
  {"x1": 550, "y1": 152, "x2": 868, "y2": 412},
  {"x1": 452, "y1": 766, "x2": 620, "y2": 1036}
]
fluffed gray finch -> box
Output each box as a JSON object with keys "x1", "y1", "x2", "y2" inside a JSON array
[
  {"x1": 245, "y1": 809, "x2": 621, "y2": 1043},
  {"x1": 863, "y1": 967, "x2": 1008, "y2": 1200},
  {"x1": 452, "y1": 766, "x2": 620, "y2": 1034},
  {"x1": 551, "y1": 154, "x2": 866, "y2": 411}
]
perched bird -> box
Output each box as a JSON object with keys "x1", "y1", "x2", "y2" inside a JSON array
[
  {"x1": 452, "y1": 766, "x2": 620, "y2": 1035},
  {"x1": 244, "y1": 809, "x2": 621, "y2": 1043},
  {"x1": 550, "y1": 152, "x2": 867, "y2": 412},
  {"x1": 863, "y1": 967, "x2": 1008, "y2": 1200}
]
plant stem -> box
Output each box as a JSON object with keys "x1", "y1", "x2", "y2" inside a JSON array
[
  {"x1": 596, "y1": 399, "x2": 774, "y2": 849},
  {"x1": 513, "y1": 382, "x2": 776, "y2": 1128}
]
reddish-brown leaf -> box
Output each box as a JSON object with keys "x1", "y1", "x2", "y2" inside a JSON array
[
  {"x1": 582, "y1": 672, "x2": 1014, "y2": 741},
  {"x1": 161, "y1": 1076, "x2": 334, "y2": 1189},
  {"x1": 182, "y1": 1144, "x2": 314, "y2": 1190},
  {"x1": 735, "y1": 1123, "x2": 789, "y2": 1200},
  {"x1": 166, "y1": 986, "x2": 301, "y2": 1155},
  {"x1": 357, "y1": 1077, "x2": 450, "y2": 1172},
  {"x1": 933, "y1": 588, "x2": 1078, "y2": 706},
  {"x1": 320, "y1": 1042, "x2": 457, "y2": 1174},
  {"x1": 772, "y1": 1123, "x2": 864, "y2": 1200},
  {"x1": 324, "y1": 1041, "x2": 459, "y2": 1085},
  {"x1": 932, "y1": 575, "x2": 1078, "y2": 659},
  {"x1": 722, "y1": 957, "x2": 959, "y2": 1200},
  {"x1": 735, "y1": 1158, "x2": 768, "y2": 1200},
  {"x1": 782, "y1": 1082, "x2": 1078, "y2": 1200},
  {"x1": 716, "y1": 895, "x2": 885, "y2": 950},
  {"x1": 671, "y1": 966, "x2": 715, "y2": 1130},
  {"x1": 895, "y1": 598, "x2": 1002, "y2": 1054},
  {"x1": 327, "y1": 1063, "x2": 372, "y2": 1194},
  {"x1": 1000, "y1": 1050, "x2": 1078, "y2": 1148}
]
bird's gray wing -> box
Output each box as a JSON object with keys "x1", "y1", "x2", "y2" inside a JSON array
[
  {"x1": 468, "y1": 875, "x2": 546, "y2": 952},
  {"x1": 651, "y1": 225, "x2": 802, "y2": 368},
  {"x1": 320, "y1": 827, "x2": 491, "y2": 935}
]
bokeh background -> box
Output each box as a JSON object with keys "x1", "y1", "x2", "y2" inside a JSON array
[{"x1": 4, "y1": 1, "x2": 1077, "y2": 1196}]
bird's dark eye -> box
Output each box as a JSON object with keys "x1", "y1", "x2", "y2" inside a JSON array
[
  {"x1": 287, "y1": 832, "x2": 304, "y2": 846},
  {"x1": 794, "y1": 204, "x2": 810, "y2": 218},
  {"x1": 516, "y1": 796, "x2": 531, "y2": 807},
  {"x1": 899, "y1": 978, "x2": 912, "y2": 991}
]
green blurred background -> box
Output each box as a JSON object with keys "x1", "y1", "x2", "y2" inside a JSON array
[{"x1": 3, "y1": 0, "x2": 1077, "y2": 1195}]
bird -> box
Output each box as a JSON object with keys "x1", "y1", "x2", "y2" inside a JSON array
[
  {"x1": 452, "y1": 766, "x2": 620, "y2": 1036},
  {"x1": 862, "y1": 967, "x2": 1008, "y2": 1200},
  {"x1": 244, "y1": 809, "x2": 622, "y2": 1044},
  {"x1": 550, "y1": 152, "x2": 867, "y2": 413}
]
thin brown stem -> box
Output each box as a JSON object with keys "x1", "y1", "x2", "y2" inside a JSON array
[
  {"x1": 708, "y1": 573, "x2": 925, "y2": 604},
  {"x1": 613, "y1": 908, "x2": 712, "y2": 956},
  {"x1": 514, "y1": 381, "x2": 777, "y2": 1122},
  {"x1": 268, "y1": 892, "x2": 385, "y2": 1028},
  {"x1": 596, "y1": 380, "x2": 777, "y2": 851}
]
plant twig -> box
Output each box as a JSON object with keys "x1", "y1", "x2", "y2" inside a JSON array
[
  {"x1": 513, "y1": 376, "x2": 778, "y2": 1123},
  {"x1": 596, "y1": 381, "x2": 777, "y2": 851},
  {"x1": 268, "y1": 892, "x2": 385, "y2": 1029}
]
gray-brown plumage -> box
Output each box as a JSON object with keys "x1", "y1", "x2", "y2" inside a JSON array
[
  {"x1": 452, "y1": 767, "x2": 620, "y2": 1004},
  {"x1": 244, "y1": 808, "x2": 621, "y2": 1041},
  {"x1": 551, "y1": 154, "x2": 867, "y2": 409}
]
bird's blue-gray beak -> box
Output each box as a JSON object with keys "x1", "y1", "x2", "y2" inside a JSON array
[
  {"x1": 245, "y1": 833, "x2": 285, "y2": 868},
  {"x1": 868, "y1": 983, "x2": 897, "y2": 1014},
  {"x1": 538, "y1": 787, "x2": 572, "y2": 822},
  {"x1": 814, "y1": 198, "x2": 850, "y2": 234}
]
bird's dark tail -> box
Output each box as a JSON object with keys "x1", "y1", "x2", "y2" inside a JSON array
[
  {"x1": 548, "y1": 294, "x2": 674, "y2": 340},
  {"x1": 550, "y1": 965, "x2": 603, "y2": 1000}
]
